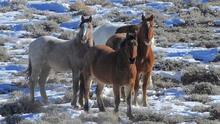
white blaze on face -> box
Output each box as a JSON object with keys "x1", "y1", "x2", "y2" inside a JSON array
[{"x1": 81, "y1": 23, "x2": 89, "y2": 44}]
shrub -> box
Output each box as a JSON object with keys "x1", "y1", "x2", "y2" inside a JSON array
[
  {"x1": 76, "y1": 6, "x2": 97, "y2": 16},
  {"x1": 0, "y1": 35, "x2": 15, "y2": 46},
  {"x1": 184, "y1": 94, "x2": 211, "y2": 103},
  {"x1": 133, "y1": 109, "x2": 165, "y2": 122},
  {"x1": 23, "y1": 21, "x2": 61, "y2": 38},
  {"x1": 97, "y1": 112, "x2": 119, "y2": 124},
  {"x1": 105, "y1": 9, "x2": 135, "y2": 23},
  {"x1": 209, "y1": 103, "x2": 220, "y2": 120},
  {"x1": 154, "y1": 59, "x2": 196, "y2": 71},
  {"x1": 152, "y1": 74, "x2": 179, "y2": 89},
  {"x1": 84, "y1": 0, "x2": 112, "y2": 7},
  {"x1": 191, "y1": 82, "x2": 220, "y2": 95},
  {"x1": 181, "y1": 65, "x2": 220, "y2": 85},
  {"x1": 0, "y1": 46, "x2": 10, "y2": 62},
  {"x1": 0, "y1": 25, "x2": 11, "y2": 30},
  {"x1": 58, "y1": 30, "x2": 76, "y2": 40},
  {"x1": 4, "y1": 115, "x2": 23, "y2": 124},
  {"x1": 69, "y1": 1, "x2": 85, "y2": 11},
  {"x1": 40, "y1": 110, "x2": 74, "y2": 124},
  {"x1": 0, "y1": 95, "x2": 43, "y2": 116},
  {"x1": 191, "y1": 105, "x2": 209, "y2": 112},
  {"x1": 47, "y1": 14, "x2": 72, "y2": 24}
]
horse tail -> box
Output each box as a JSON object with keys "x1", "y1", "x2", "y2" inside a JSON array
[{"x1": 26, "y1": 58, "x2": 32, "y2": 79}]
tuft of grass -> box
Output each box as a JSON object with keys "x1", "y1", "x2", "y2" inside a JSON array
[
  {"x1": 47, "y1": 14, "x2": 72, "y2": 24},
  {"x1": 58, "y1": 30, "x2": 76, "y2": 40},
  {"x1": 181, "y1": 65, "x2": 220, "y2": 85},
  {"x1": 191, "y1": 82, "x2": 220, "y2": 95},
  {"x1": 152, "y1": 74, "x2": 179, "y2": 89},
  {"x1": 69, "y1": 1, "x2": 85, "y2": 11},
  {"x1": 97, "y1": 112, "x2": 119, "y2": 124},
  {"x1": 0, "y1": 95, "x2": 43, "y2": 116},
  {"x1": 23, "y1": 21, "x2": 61, "y2": 38},
  {"x1": 209, "y1": 103, "x2": 220, "y2": 120},
  {"x1": 191, "y1": 105, "x2": 210, "y2": 112},
  {"x1": 154, "y1": 59, "x2": 196, "y2": 71},
  {"x1": 76, "y1": 6, "x2": 97, "y2": 16},
  {"x1": 184, "y1": 94, "x2": 211, "y2": 103},
  {"x1": 84, "y1": 0, "x2": 112, "y2": 7},
  {"x1": 0, "y1": 46, "x2": 10, "y2": 62}
]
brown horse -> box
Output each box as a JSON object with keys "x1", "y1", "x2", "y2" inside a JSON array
[
  {"x1": 83, "y1": 33, "x2": 138, "y2": 119},
  {"x1": 27, "y1": 16, "x2": 94, "y2": 108},
  {"x1": 106, "y1": 15, "x2": 155, "y2": 106}
]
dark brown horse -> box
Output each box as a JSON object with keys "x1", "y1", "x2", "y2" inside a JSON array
[
  {"x1": 27, "y1": 16, "x2": 94, "y2": 108},
  {"x1": 83, "y1": 33, "x2": 138, "y2": 119},
  {"x1": 106, "y1": 15, "x2": 155, "y2": 106}
]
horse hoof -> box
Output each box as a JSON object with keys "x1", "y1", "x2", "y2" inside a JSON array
[
  {"x1": 99, "y1": 108, "x2": 105, "y2": 112},
  {"x1": 132, "y1": 101, "x2": 138, "y2": 106},
  {"x1": 143, "y1": 102, "x2": 149, "y2": 107},
  {"x1": 84, "y1": 105, "x2": 89, "y2": 112}
]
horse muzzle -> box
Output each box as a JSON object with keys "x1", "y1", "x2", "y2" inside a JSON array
[{"x1": 129, "y1": 57, "x2": 136, "y2": 64}]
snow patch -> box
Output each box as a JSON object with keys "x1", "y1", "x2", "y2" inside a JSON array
[{"x1": 26, "y1": 1, "x2": 69, "y2": 13}]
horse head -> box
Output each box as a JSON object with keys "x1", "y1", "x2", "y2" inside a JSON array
[
  {"x1": 79, "y1": 16, "x2": 94, "y2": 47},
  {"x1": 120, "y1": 33, "x2": 138, "y2": 64},
  {"x1": 139, "y1": 14, "x2": 154, "y2": 46}
]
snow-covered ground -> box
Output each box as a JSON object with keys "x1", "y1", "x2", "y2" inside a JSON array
[{"x1": 0, "y1": 0, "x2": 220, "y2": 123}]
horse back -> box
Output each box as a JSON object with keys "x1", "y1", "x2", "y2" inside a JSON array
[
  {"x1": 105, "y1": 33, "x2": 126, "y2": 50},
  {"x1": 115, "y1": 24, "x2": 136, "y2": 34}
]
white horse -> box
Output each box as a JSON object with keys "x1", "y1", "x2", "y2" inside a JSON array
[
  {"x1": 27, "y1": 16, "x2": 94, "y2": 108},
  {"x1": 93, "y1": 22, "x2": 125, "y2": 45}
]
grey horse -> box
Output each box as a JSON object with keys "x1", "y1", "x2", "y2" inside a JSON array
[{"x1": 27, "y1": 16, "x2": 94, "y2": 108}]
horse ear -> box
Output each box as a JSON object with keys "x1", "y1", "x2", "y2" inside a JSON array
[
  {"x1": 89, "y1": 16, "x2": 92, "y2": 22},
  {"x1": 141, "y1": 14, "x2": 146, "y2": 21},
  {"x1": 148, "y1": 15, "x2": 154, "y2": 27},
  {"x1": 81, "y1": 16, "x2": 85, "y2": 22},
  {"x1": 148, "y1": 15, "x2": 154, "y2": 21}
]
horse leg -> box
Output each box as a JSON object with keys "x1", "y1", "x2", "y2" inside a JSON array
[
  {"x1": 28, "y1": 65, "x2": 41, "y2": 103},
  {"x1": 124, "y1": 84, "x2": 134, "y2": 120},
  {"x1": 71, "y1": 71, "x2": 80, "y2": 108},
  {"x1": 38, "y1": 65, "x2": 51, "y2": 103},
  {"x1": 113, "y1": 84, "x2": 120, "y2": 113},
  {"x1": 133, "y1": 72, "x2": 140, "y2": 105},
  {"x1": 83, "y1": 66, "x2": 92, "y2": 111},
  {"x1": 142, "y1": 71, "x2": 151, "y2": 107},
  {"x1": 121, "y1": 87, "x2": 125, "y2": 102},
  {"x1": 148, "y1": 74, "x2": 153, "y2": 88},
  {"x1": 79, "y1": 73, "x2": 84, "y2": 107},
  {"x1": 96, "y1": 82, "x2": 106, "y2": 112}
]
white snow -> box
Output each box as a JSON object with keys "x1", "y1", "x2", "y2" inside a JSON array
[{"x1": 0, "y1": 0, "x2": 219, "y2": 123}]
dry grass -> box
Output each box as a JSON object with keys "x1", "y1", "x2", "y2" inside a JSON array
[
  {"x1": 191, "y1": 105, "x2": 210, "y2": 112},
  {"x1": 70, "y1": 1, "x2": 97, "y2": 16},
  {"x1": 0, "y1": 46, "x2": 10, "y2": 62},
  {"x1": 23, "y1": 21, "x2": 61, "y2": 38},
  {"x1": 47, "y1": 14, "x2": 72, "y2": 24},
  {"x1": 104, "y1": 9, "x2": 135, "y2": 23},
  {"x1": 191, "y1": 82, "x2": 220, "y2": 95},
  {"x1": 209, "y1": 103, "x2": 220, "y2": 120},
  {"x1": 0, "y1": 95, "x2": 43, "y2": 116},
  {"x1": 181, "y1": 65, "x2": 220, "y2": 85},
  {"x1": 84, "y1": 0, "x2": 112, "y2": 7},
  {"x1": 184, "y1": 94, "x2": 211, "y2": 103},
  {"x1": 0, "y1": 25, "x2": 11, "y2": 30},
  {"x1": 58, "y1": 30, "x2": 76, "y2": 40},
  {"x1": 152, "y1": 74, "x2": 179, "y2": 89},
  {"x1": 154, "y1": 59, "x2": 196, "y2": 71},
  {"x1": 0, "y1": 0, "x2": 27, "y2": 13}
]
